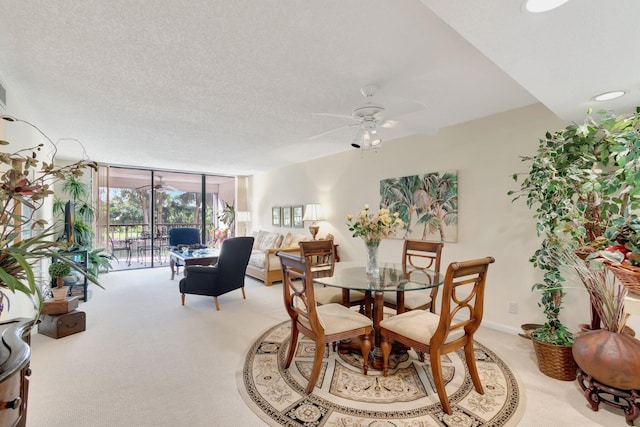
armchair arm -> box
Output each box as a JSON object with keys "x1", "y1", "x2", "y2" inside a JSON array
[{"x1": 179, "y1": 265, "x2": 219, "y2": 295}]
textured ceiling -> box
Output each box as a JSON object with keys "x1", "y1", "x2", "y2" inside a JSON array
[{"x1": 0, "y1": 1, "x2": 638, "y2": 176}]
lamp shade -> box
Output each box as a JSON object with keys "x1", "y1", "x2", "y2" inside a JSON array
[
  {"x1": 236, "y1": 211, "x2": 251, "y2": 222},
  {"x1": 302, "y1": 203, "x2": 325, "y2": 222}
]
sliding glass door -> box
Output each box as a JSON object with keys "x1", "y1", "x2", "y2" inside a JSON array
[{"x1": 95, "y1": 166, "x2": 235, "y2": 271}]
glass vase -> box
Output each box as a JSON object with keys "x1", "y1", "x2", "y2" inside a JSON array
[{"x1": 365, "y1": 240, "x2": 380, "y2": 277}]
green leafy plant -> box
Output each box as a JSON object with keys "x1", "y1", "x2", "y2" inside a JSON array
[
  {"x1": 87, "y1": 248, "x2": 113, "y2": 276},
  {"x1": 218, "y1": 201, "x2": 236, "y2": 235},
  {"x1": 48, "y1": 261, "x2": 71, "y2": 289},
  {"x1": 509, "y1": 107, "x2": 640, "y2": 346},
  {"x1": 0, "y1": 116, "x2": 98, "y2": 316}
]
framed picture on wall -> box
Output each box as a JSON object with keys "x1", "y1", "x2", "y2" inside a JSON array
[
  {"x1": 282, "y1": 206, "x2": 292, "y2": 227},
  {"x1": 272, "y1": 206, "x2": 281, "y2": 226},
  {"x1": 292, "y1": 205, "x2": 304, "y2": 228}
]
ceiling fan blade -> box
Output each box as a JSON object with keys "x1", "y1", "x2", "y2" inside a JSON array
[
  {"x1": 378, "y1": 100, "x2": 427, "y2": 121},
  {"x1": 307, "y1": 123, "x2": 358, "y2": 141},
  {"x1": 312, "y1": 112, "x2": 355, "y2": 121}
]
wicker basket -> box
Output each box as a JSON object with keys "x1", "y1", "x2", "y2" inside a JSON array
[
  {"x1": 531, "y1": 337, "x2": 577, "y2": 381},
  {"x1": 604, "y1": 262, "x2": 640, "y2": 294}
]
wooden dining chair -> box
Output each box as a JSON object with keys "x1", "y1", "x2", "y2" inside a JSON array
[
  {"x1": 299, "y1": 240, "x2": 366, "y2": 307},
  {"x1": 379, "y1": 256, "x2": 495, "y2": 415},
  {"x1": 383, "y1": 239, "x2": 444, "y2": 313},
  {"x1": 277, "y1": 250, "x2": 372, "y2": 394}
]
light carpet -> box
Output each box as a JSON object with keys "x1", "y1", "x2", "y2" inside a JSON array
[{"x1": 238, "y1": 321, "x2": 525, "y2": 426}]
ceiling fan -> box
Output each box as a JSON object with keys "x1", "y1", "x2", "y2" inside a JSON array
[
  {"x1": 136, "y1": 176, "x2": 179, "y2": 192},
  {"x1": 307, "y1": 85, "x2": 430, "y2": 149}
]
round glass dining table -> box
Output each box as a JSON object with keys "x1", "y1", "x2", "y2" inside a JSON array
[{"x1": 313, "y1": 261, "x2": 443, "y2": 369}]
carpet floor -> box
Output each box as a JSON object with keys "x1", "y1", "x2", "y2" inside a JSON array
[
  {"x1": 238, "y1": 321, "x2": 525, "y2": 426},
  {"x1": 25, "y1": 267, "x2": 636, "y2": 426}
]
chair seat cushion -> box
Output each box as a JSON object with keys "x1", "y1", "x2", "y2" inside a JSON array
[
  {"x1": 379, "y1": 310, "x2": 464, "y2": 344},
  {"x1": 314, "y1": 286, "x2": 366, "y2": 305},
  {"x1": 383, "y1": 291, "x2": 432, "y2": 310},
  {"x1": 300, "y1": 303, "x2": 370, "y2": 335}
]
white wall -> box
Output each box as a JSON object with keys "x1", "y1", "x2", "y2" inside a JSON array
[{"x1": 252, "y1": 103, "x2": 640, "y2": 335}]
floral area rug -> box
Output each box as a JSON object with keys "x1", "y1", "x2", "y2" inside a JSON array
[{"x1": 237, "y1": 321, "x2": 525, "y2": 426}]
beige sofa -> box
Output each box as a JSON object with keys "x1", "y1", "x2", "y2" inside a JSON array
[{"x1": 245, "y1": 230, "x2": 308, "y2": 286}]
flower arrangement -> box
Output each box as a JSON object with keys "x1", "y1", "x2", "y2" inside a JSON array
[
  {"x1": 346, "y1": 204, "x2": 404, "y2": 242},
  {"x1": 0, "y1": 116, "x2": 97, "y2": 315}
]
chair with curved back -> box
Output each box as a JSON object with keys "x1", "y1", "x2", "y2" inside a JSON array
[
  {"x1": 277, "y1": 250, "x2": 372, "y2": 394},
  {"x1": 379, "y1": 256, "x2": 495, "y2": 415},
  {"x1": 383, "y1": 239, "x2": 444, "y2": 314},
  {"x1": 179, "y1": 237, "x2": 254, "y2": 311},
  {"x1": 299, "y1": 240, "x2": 365, "y2": 307}
]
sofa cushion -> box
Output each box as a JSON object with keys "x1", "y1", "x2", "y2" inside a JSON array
[
  {"x1": 288, "y1": 234, "x2": 308, "y2": 248},
  {"x1": 259, "y1": 232, "x2": 282, "y2": 251},
  {"x1": 282, "y1": 232, "x2": 293, "y2": 248},
  {"x1": 248, "y1": 251, "x2": 265, "y2": 268}
]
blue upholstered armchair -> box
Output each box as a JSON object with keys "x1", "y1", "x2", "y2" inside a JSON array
[
  {"x1": 169, "y1": 228, "x2": 207, "y2": 274},
  {"x1": 169, "y1": 228, "x2": 207, "y2": 250}
]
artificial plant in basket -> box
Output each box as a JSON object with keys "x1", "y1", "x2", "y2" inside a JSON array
[{"x1": 509, "y1": 107, "x2": 640, "y2": 346}]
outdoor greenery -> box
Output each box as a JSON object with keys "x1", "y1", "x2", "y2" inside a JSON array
[
  {"x1": 109, "y1": 188, "x2": 212, "y2": 226},
  {"x1": 509, "y1": 107, "x2": 640, "y2": 346}
]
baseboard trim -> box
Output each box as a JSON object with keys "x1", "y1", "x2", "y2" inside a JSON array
[{"x1": 482, "y1": 320, "x2": 521, "y2": 336}]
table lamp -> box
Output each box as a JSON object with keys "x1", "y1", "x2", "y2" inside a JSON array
[
  {"x1": 236, "y1": 211, "x2": 252, "y2": 236},
  {"x1": 302, "y1": 203, "x2": 325, "y2": 240}
]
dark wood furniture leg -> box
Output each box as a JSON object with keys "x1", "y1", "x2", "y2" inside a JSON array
[{"x1": 577, "y1": 368, "x2": 640, "y2": 426}]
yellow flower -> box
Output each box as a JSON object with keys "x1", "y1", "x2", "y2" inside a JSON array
[{"x1": 346, "y1": 214, "x2": 353, "y2": 221}]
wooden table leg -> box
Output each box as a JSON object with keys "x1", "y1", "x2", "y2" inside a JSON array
[{"x1": 371, "y1": 291, "x2": 385, "y2": 370}]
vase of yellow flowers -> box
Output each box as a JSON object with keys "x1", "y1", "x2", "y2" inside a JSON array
[{"x1": 347, "y1": 205, "x2": 404, "y2": 276}]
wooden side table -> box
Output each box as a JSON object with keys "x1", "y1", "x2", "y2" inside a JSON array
[
  {"x1": 40, "y1": 296, "x2": 79, "y2": 315},
  {"x1": 38, "y1": 297, "x2": 86, "y2": 339}
]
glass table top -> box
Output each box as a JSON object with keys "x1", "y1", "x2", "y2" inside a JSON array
[
  {"x1": 170, "y1": 248, "x2": 220, "y2": 260},
  {"x1": 313, "y1": 261, "x2": 442, "y2": 292}
]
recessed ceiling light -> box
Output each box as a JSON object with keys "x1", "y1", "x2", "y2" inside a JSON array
[
  {"x1": 523, "y1": 0, "x2": 570, "y2": 13},
  {"x1": 592, "y1": 90, "x2": 627, "y2": 102}
]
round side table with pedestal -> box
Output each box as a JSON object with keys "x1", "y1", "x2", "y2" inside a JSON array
[{"x1": 576, "y1": 291, "x2": 640, "y2": 426}]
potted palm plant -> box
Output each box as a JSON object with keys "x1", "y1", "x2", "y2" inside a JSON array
[{"x1": 509, "y1": 107, "x2": 640, "y2": 380}]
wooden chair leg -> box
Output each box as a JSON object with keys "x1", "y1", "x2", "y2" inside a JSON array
[
  {"x1": 430, "y1": 349, "x2": 452, "y2": 415},
  {"x1": 241, "y1": 287, "x2": 246, "y2": 299},
  {"x1": 284, "y1": 323, "x2": 299, "y2": 368},
  {"x1": 306, "y1": 339, "x2": 325, "y2": 394},
  {"x1": 360, "y1": 332, "x2": 371, "y2": 376},
  {"x1": 214, "y1": 296, "x2": 220, "y2": 311},
  {"x1": 380, "y1": 333, "x2": 391, "y2": 377},
  {"x1": 464, "y1": 340, "x2": 484, "y2": 394},
  {"x1": 181, "y1": 294, "x2": 185, "y2": 305}
]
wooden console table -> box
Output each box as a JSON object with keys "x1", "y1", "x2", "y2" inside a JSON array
[{"x1": 0, "y1": 318, "x2": 33, "y2": 427}]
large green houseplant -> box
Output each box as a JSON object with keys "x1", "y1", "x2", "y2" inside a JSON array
[
  {"x1": 0, "y1": 116, "x2": 98, "y2": 317},
  {"x1": 509, "y1": 107, "x2": 640, "y2": 347},
  {"x1": 53, "y1": 174, "x2": 113, "y2": 276}
]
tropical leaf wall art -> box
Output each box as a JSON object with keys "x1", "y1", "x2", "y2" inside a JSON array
[{"x1": 380, "y1": 171, "x2": 458, "y2": 242}]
